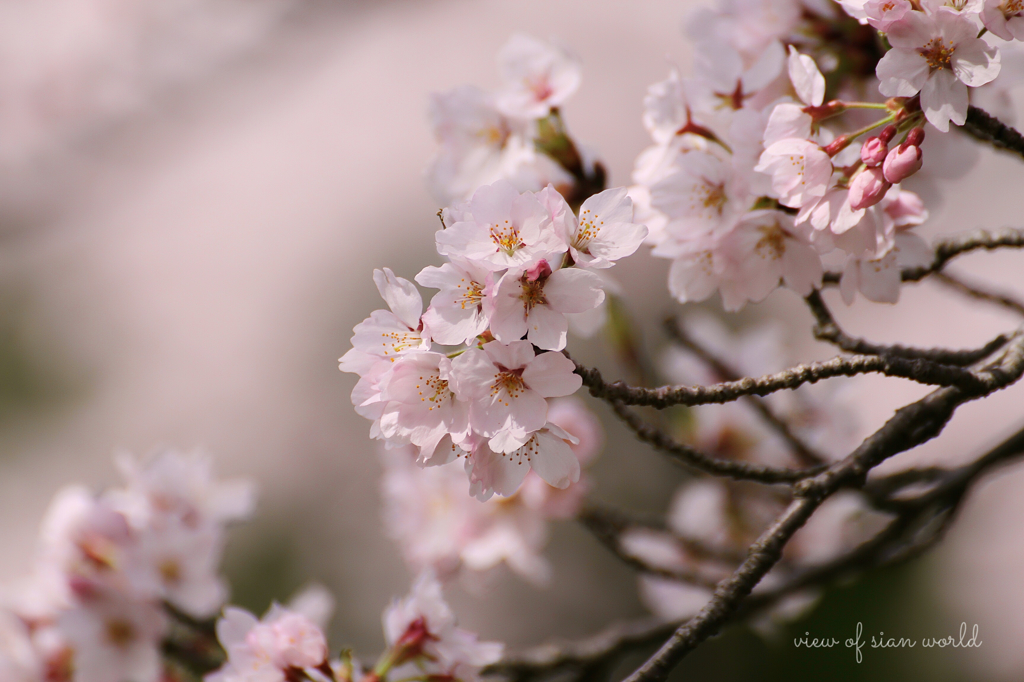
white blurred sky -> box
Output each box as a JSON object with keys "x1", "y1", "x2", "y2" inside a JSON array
[{"x1": 1, "y1": 0, "x2": 1024, "y2": 676}]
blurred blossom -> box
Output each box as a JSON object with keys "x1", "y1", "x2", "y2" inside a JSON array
[{"x1": 0, "y1": 0, "x2": 292, "y2": 165}]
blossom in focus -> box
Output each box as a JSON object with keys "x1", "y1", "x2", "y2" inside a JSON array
[
  {"x1": 489, "y1": 260, "x2": 605, "y2": 351},
  {"x1": 876, "y1": 0, "x2": 1001, "y2": 131},
  {"x1": 435, "y1": 181, "x2": 566, "y2": 273},
  {"x1": 417, "y1": 259, "x2": 494, "y2": 346},
  {"x1": 450, "y1": 340, "x2": 582, "y2": 454}
]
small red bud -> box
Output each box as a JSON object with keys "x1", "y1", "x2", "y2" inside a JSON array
[{"x1": 879, "y1": 124, "x2": 898, "y2": 144}]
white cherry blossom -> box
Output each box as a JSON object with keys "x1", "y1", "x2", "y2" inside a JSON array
[
  {"x1": 344, "y1": 268, "x2": 430, "y2": 363},
  {"x1": 207, "y1": 603, "x2": 329, "y2": 682},
  {"x1": 496, "y1": 34, "x2": 581, "y2": 119},
  {"x1": 417, "y1": 259, "x2": 494, "y2": 346},
  {"x1": 450, "y1": 340, "x2": 582, "y2": 453},
  {"x1": 58, "y1": 593, "x2": 166, "y2": 682},
  {"x1": 383, "y1": 572, "x2": 502, "y2": 682},
  {"x1": 651, "y1": 150, "x2": 752, "y2": 234},
  {"x1": 716, "y1": 209, "x2": 823, "y2": 310},
  {"x1": 466, "y1": 423, "x2": 580, "y2": 501},
  {"x1": 489, "y1": 261, "x2": 605, "y2": 351},
  {"x1": 435, "y1": 181, "x2": 566, "y2": 272},
  {"x1": 379, "y1": 351, "x2": 471, "y2": 463},
  {"x1": 755, "y1": 138, "x2": 833, "y2": 208},
  {"x1": 876, "y1": 1, "x2": 1001, "y2": 131},
  {"x1": 563, "y1": 188, "x2": 649, "y2": 269},
  {"x1": 981, "y1": 0, "x2": 1024, "y2": 41}
]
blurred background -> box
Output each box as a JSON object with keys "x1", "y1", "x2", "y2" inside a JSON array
[{"x1": 1, "y1": 1, "x2": 1023, "y2": 680}]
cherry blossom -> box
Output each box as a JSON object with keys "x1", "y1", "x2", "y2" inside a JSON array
[
  {"x1": 344, "y1": 268, "x2": 430, "y2": 364},
  {"x1": 876, "y1": 0, "x2": 1001, "y2": 131},
  {"x1": 207, "y1": 602, "x2": 329, "y2": 682},
  {"x1": 981, "y1": 0, "x2": 1024, "y2": 41},
  {"x1": 383, "y1": 572, "x2": 502, "y2": 681},
  {"x1": 378, "y1": 351, "x2": 471, "y2": 463},
  {"x1": 465, "y1": 423, "x2": 580, "y2": 501},
  {"x1": 716, "y1": 209, "x2": 823, "y2": 309},
  {"x1": 562, "y1": 187, "x2": 649, "y2": 269},
  {"x1": 58, "y1": 592, "x2": 166, "y2": 682},
  {"x1": 435, "y1": 181, "x2": 566, "y2": 272},
  {"x1": 450, "y1": 340, "x2": 582, "y2": 453},
  {"x1": 489, "y1": 260, "x2": 605, "y2": 351},
  {"x1": 496, "y1": 34, "x2": 581, "y2": 120},
  {"x1": 417, "y1": 259, "x2": 494, "y2": 346},
  {"x1": 755, "y1": 138, "x2": 833, "y2": 208}
]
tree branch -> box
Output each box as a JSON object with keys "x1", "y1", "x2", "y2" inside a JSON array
[
  {"x1": 805, "y1": 290, "x2": 1010, "y2": 366},
  {"x1": 663, "y1": 317, "x2": 827, "y2": 466},
  {"x1": 932, "y1": 270, "x2": 1024, "y2": 317},
  {"x1": 961, "y1": 106, "x2": 1024, "y2": 161},
  {"x1": 575, "y1": 352, "x2": 986, "y2": 410},
  {"x1": 609, "y1": 401, "x2": 823, "y2": 483}
]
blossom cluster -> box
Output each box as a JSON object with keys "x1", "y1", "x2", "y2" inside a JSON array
[
  {"x1": 340, "y1": 178, "x2": 645, "y2": 501},
  {"x1": 209, "y1": 573, "x2": 501, "y2": 682},
  {"x1": 0, "y1": 450, "x2": 254, "y2": 682},
  {"x1": 0, "y1": 453, "x2": 505, "y2": 682},
  {"x1": 381, "y1": 397, "x2": 603, "y2": 587},
  {"x1": 427, "y1": 34, "x2": 590, "y2": 206}
]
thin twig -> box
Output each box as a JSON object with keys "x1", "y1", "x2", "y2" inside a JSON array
[
  {"x1": 579, "y1": 507, "x2": 723, "y2": 590},
  {"x1": 932, "y1": 270, "x2": 1024, "y2": 317},
  {"x1": 610, "y1": 401, "x2": 824, "y2": 483},
  {"x1": 821, "y1": 228, "x2": 1024, "y2": 285},
  {"x1": 805, "y1": 290, "x2": 1010, "y2": 366},
  {"x1": 663, "y1": 317, "x2": 827, "y2": 466}
]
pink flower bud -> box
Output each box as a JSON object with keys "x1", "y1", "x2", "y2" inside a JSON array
[
  {"x1": 848, "y1": 167, "x2": 891, "y2": 210},
  {"x1": 882, "y1": 144, "x2": 923, "y2": 183},
  {"x1": 860, "y1": 136, "x2": 888, "y2": 167},
  {"x1": 525, "y1": 259, "x2": 552, "y2": 281}
]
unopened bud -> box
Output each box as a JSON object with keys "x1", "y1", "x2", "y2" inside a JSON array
[
  {"x1": 525, "y1": 259, "x2": 552, "y2": 281},
  {"x1": 904, "y1": 126, "x2": 925, "y2": 147},
  {"x1": 882, "y1": 143, "x2": 923, "y2": 183},
  {"x1": 879, "y1": 124, "x2": 898, "y2": 144},
  {"x1": 848, "y1": 167, "x2": 891, "y2": 210},
  {"x1": 822, "y1": 135, "x2": 851, "y2": 157},
  {"x1": 860, "y1": 136, "x2": 888, "y2": 167}
]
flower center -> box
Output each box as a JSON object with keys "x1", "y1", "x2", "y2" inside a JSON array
[
  {"x1": 159, "y1": 558, "x2": 182, "y2": 586},
  {"x1": 491, "y1": 368, "x2": 526, "y2": 403},
  {"x1": 105, "y1": 619, "x2": 136, "y2": 649},
  {"x1": 489, "y1": 221, "x2": 525, "y2": 256},
  {"x1": 1004, "y1": 0, "x2": 1023, "y2": 14},
  {"x1": 458, "y1": 279, "x2": 485, "y2": 310},
  {"x1": 519, "y1": 276, "x2": 549, "y2": 312},
  {"x1": 479, "y1": 122, "x2": 510, "y2": 147},
  {"x1": 754, "y1": 224, "x2": 786, "y2": 261},
  {"x1": 417, "y1": 374, "x2": 451, "y2": 410},
  {"x1": 381, "y1": 331, "x2": 419, "y2": 358},
  {"x1": 575, "y1": 207, "x2": 603, "y2": 251},
  {"x1": 691, "y1": 178, "x2": 728, "y2": 218},
  {"x1": 918, "y1": 38, "x2": 955, "y2": 71}
]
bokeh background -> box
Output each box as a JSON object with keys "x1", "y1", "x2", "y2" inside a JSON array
[{"x1": 1, "y1": 1, "x2": 1023, "y2": 680}]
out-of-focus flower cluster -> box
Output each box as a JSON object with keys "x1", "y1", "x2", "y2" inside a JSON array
[
  {"x1": 381, "y1": 398, "x2": 603, "y2": 588},
  {"x1": 0, "y1": 450, "x2": 254, "y2": 682},
  {"x1": 0, "y1": 453, "x2": 504, "y2": 682},
  {"x1": 426, "y1": 34, "x2": 595, "y2": 207}
]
